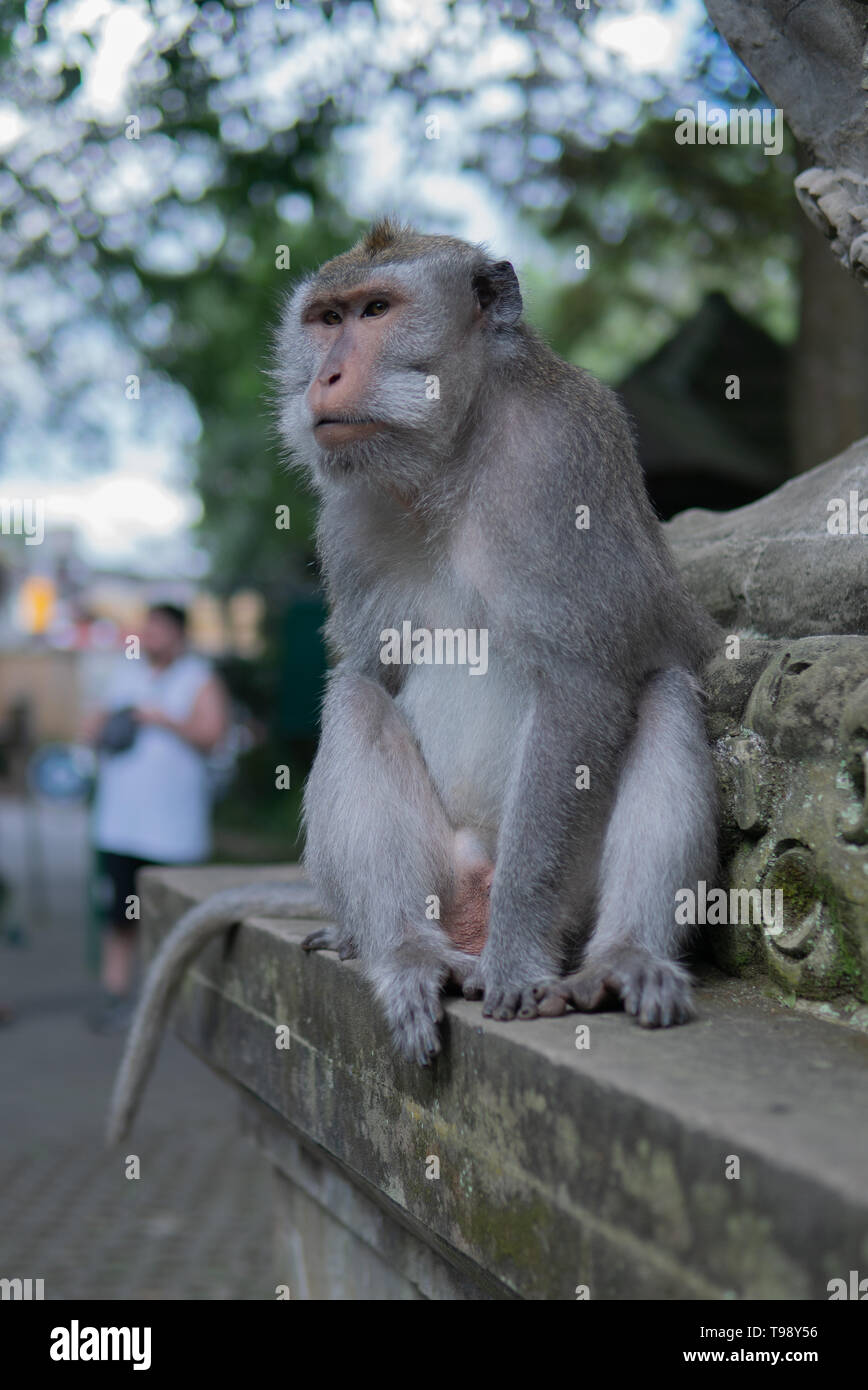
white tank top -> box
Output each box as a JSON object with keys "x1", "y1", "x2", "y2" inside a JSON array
[{"x1": 91, "y1": 652, "x2": 215, "y2": 862}]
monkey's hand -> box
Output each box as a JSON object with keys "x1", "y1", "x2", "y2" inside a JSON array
[
  {"x1": 532, "y1": 946, "x2": 695, "y2": 1028},
  {"x1": 370, "y1": 939, "x2": 449, "y2": 1067},
  {"x1": 461, "y1": 951, "x2": 558, "y2": 1023}
]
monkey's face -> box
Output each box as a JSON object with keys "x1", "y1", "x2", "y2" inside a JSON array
[
  {"x1": 303, "y1": 279, "x2": 421, "y2": 456},
  {"x1": 275, "y1": 228, "x2": 523, "y2": 498}
]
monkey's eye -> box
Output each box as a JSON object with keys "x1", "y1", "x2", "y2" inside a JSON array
[
  {"x1": 361, "y1": 299, "x2": 389, "y2": 318},
  {"x1": 321, "y1": 309, "x2": 342, "y2": 326}
]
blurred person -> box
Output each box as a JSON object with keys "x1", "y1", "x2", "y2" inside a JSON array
[{"x1": 84, "y1": 603, "x2": 229, "y2": 1033}]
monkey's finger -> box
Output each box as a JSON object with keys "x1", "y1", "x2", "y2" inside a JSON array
[
  {"x1": 413, "y1": 1026, "x2": 442, "y2": 1066},
  {"x1": 638, "y1": 995, "x2": 663, "y2": 1028},
  {"x1": 653, "y1": 972, "x2": 695, "y2": 1028},
  {"x1": 638, "y1": 966, "x2": 671, "y2": 1027},
  {"x1": 614, "y1": 966, "x2": 645, "y2": 1017}
]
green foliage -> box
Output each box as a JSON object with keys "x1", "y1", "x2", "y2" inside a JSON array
[
  {"x1": 0, "y1": 0, "x2": 810, "y2": 852},
  {"x1": 534, "y1": 119, "x2": 798, "y2": 381},
  {"x1": 0, "y1": 0, "x2": 801, "y2": 587}
]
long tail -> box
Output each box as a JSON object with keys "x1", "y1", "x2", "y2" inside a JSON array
[{"x1": 106, "y1": 881, "x2": 324, "y2": 1145}]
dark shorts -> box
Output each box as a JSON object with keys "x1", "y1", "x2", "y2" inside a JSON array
[{"x1": 93, "y1": 851, "x2": 160, "y2": 932}]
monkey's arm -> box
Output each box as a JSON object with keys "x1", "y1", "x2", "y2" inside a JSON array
[
  {"x1": 466, "y1": 667, "x2": 632, "y2": 1020},
  {"x1": 106, "y1": 881, "x2": 325, "y2": 1145},
  {"x1": 534, "y1": 667, "x2": 717, "y2": 1027},
  {"x1": 302, "y1": 667, "x2": 474, "y2": 1063}
]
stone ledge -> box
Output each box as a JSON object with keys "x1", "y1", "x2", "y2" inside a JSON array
[
  {"x1": 139, "y1": 864, "x2": 868, "y2": 1301},
  {"x1": 664, "y1": 438, "x2": 868, "y2": 636}
]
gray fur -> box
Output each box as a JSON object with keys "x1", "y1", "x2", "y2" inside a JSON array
[
  {"x1": 108, "y1": 223, "x2": 720, "y2": 1140},
  {"x1": 106, "y1": 882, "x2": 323, "y2": 1144},
  {"x1": 302, "y1": 669, "x2": 480, "y2": 1062},
  {"x1": 278, "y1": 224, "x2": 719, "y2": 1044}
]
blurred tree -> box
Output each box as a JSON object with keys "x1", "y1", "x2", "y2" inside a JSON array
[
  {"x1": 0, "y1": 0, "x2": 818, "y2": 593},
  {"x1": 704, "y1": 0, "x2": 868, "y2": 471},
  {"x1": 3, "y1": 0, "x2": 855, "y2": 846}
]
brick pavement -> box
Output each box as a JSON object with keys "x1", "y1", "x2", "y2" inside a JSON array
[{"x1": 0, "y1": 797, "x2": 274, "y2": 1300}]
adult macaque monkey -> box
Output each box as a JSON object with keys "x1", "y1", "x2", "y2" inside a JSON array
[{"x1": 108, "y1": 220, "x2": 718, "y2": 1143}]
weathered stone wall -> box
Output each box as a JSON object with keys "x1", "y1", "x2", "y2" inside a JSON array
[
  {"x1": 137, "y1": 865, "x2": 868, "y2": 1300},
  {"x1": 665, "y1": 438, "x2": 867, "y2": 636},
  {"x1": 664, "y1": 442, "x2": 868, "y2": 1010},
  {"x1": 133, "y1": 445, "x2": 868, "y2": 1300},
  {"x1": 704, "y1": 637, "x2": 868, "y2": 1008}
]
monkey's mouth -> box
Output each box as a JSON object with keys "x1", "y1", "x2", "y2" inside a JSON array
[{"x1": 314, "y1": 417, "x2": 384, "y2": 446}]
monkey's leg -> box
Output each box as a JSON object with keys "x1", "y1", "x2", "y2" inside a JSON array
[
  {"x1": 535, "y1": 668, "x2": 717, "y2": 1027},
  {"x1": 302, "y1": 829, "x2": 490, "y2": 965},
  {"x1": 465, "y1": 673, "x2": 633, "y2": 1022},
  {"x1": 304, "y1": 670, "x2": 488, "y2": 1064}
]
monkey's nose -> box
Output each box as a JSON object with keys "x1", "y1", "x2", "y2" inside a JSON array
[{"x1": 308, "y1": 372, "x2": 353, "y2": 419}]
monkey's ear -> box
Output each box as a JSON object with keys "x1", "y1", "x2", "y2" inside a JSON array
[{"x1": 472, "y1": 260, "x2": 523, "y2": 328}]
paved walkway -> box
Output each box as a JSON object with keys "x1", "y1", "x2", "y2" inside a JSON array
[{"x1": 0, "y1": 797, "x2": 273, "y2": 1299}]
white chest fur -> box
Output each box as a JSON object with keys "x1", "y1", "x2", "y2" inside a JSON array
[{"x1": 389, "y1": 547, "x2": 531, "y2": 845}]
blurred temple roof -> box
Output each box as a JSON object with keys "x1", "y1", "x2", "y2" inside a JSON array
[{"x1": 618, "y1": 292, "x2": 792, "y2": 518}]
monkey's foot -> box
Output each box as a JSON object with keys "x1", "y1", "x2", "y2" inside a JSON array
[
  {"x1": 374, "y1": 948, "x2": 445, "y2": 1066},
  {"x1": 485, "y1": 985, "x2": 548, "y2": 1022},
  {"x1": 301, "y1": 925, "x2": 357, "y2": 960},
  {"x1": 533, "y1": 948, "x2": 695, "y2": 1028}
]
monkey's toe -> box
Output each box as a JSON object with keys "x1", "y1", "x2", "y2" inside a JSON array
[
  {"x1": 302, "y1": 926, "x2": 356, "y2": 958},
  {"x1": 517, "y1": 983, "x2": 551, "y2": 1018},
  {"x1": 482, "y1": 986, "x2": 542, "y2": 1021},
  {"x1": 484, "y1": 989, "x2": 521, "y2": 1020},
  {"x1": 461, "y1": 971, "x2": 485, "y2": 1000},
  {"x1": 517, "y1": 993, "x2": 540, "y2": 1019},
  {"x1": 302, "y1": 927, "x2": 336, "y2": 951}
]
